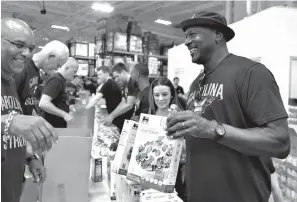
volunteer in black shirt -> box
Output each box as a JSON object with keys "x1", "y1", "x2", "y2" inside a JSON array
[
  {"x1": 86, "y1": 66, "x2": 130, "y2": 131},
  {"x1": 173, "y1": 77, "x2": 185, "y2": 96},
  {"x1": 102, "y1": 63, "x2": 136, "y2": 126},
  {"x1": 14, "y1": 40, "x2": 69, "y2": 116},
  {"x1": 166, "y1": 12, "x2": 290, "y2": 202},
  {"x1": 39, "y1": 57, "x2": 79, "y2": 128},
  {"x1": 130, "y1": 63, "x2": 150, "y2": 117},
  {"x1": 1, "y1": 18, "x2": 58, "y2": 202}
]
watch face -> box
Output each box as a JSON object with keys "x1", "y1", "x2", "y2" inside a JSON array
[{"x1": 216, "y1": 125, "x2": 225, "y2": 136}]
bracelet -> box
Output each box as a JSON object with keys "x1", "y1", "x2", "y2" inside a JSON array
[
  {"x1": 3, "y1": 111, "x2": 18, "y2": 141},
  {"x1": 26, "y1": 154, "x2": 40, "y2": 165}
]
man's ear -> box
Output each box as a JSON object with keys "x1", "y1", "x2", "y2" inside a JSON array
[{"x1": 217, "y1": 31, "x2": 225, "y2": 42}]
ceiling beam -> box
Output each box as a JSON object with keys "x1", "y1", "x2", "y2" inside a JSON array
[{"x1": 168, "y1": 1, "x2": 224, "y2": 19}]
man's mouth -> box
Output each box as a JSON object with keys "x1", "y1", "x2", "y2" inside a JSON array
[
  {"x1": 14, "y1": 58, "x2": 25, "y2": 63},
  {"x1": 189, "y1": 48, "x2": 197, "y2": 55}
]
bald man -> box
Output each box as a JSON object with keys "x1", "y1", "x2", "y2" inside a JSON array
[
  {"x1": 14, "y1": 40, "x2": 69, "y2": 116},
  {"x1": 39, "y1": 57, "x2": 79, "y2": 128},
  {"x1": 1, "y1": 18, "x2": 58, "y2": 202}
]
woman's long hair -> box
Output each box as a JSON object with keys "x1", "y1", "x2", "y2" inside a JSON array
[{"x1": 148, "y1": 77, "x2": 183, "y2": 115}]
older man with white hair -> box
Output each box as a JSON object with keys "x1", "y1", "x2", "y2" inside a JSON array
[
  {"x1": 39, "y1": 57, "x2": 79, "y2": 128},
  {"x1": 14, "y1": 40, "x2": 69, "y2": 116}
]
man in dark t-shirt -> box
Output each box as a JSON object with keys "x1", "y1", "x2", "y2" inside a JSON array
[
  {"x1": 173, "y1": 77, "x2": 185, "y2": 96},
  {"x1": 1, "y1": 18, "x2": 58, "y2": 202},
  {"x1": 86, "y1": 66, "x2": 131, "y2": 131},
  {"x1": 166, "y1": 12, "x2": 290, "y2": 202},
  {"x1": 131, "y1": 63, "x2": 150, "y2": 117},
  {"x1": 102, "y1": 63, "x2": 136, "y2": 126},
  {"x1": 39, "y1": 57, "x2": 79, "y2": 128}
]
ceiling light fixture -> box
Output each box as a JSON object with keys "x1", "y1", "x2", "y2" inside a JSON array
[
  {"x1": 92, "y1": 2, "x2": 114, "y2": 13},
  {"x1": 154, "y1": 19, "x2": 172, "y2": 26},
  {"x1": 51, "y1": 25, "x2": 70, "y2": 32}
]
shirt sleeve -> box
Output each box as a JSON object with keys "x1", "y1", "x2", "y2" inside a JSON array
[
  {"x1": 239, "y1": 64, "x2": 288, "y2": 126},
  {"x1": 42, "y1": 78, "x2": 63, "y2": 100},
  {"x1": 99, "y1": 80, "x2": 110, "y2": 98},
  {"x1": 127, "y1": 79, "x2": 138, "y2": 97}
]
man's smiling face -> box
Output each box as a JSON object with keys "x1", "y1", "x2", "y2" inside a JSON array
[{"x1": 184, "y1": 26, "x2": 216, "y2": 65}]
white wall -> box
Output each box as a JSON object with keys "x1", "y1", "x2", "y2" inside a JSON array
[
  {"x1": 168, "y1": 7, "x2": 297, "y2": 109},
  {"x1": 227, "y1": 7, "x2": 297, "y2": 110},
  {"x1": 168, "y1": 44, "x2": 203, "y2": 93}
]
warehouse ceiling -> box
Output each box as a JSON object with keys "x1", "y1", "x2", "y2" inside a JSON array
[
  {"x1": 1, "y1": 1, "x2": 295, "y2": 48},
  {"x1": 1, "y1": 1, "x2": 228, "y2": 47}
]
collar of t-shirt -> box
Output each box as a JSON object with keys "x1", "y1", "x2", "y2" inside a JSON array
[
  {"x1": 28, "y1": 58, "x2": 39, "y2": 73},
  {"x1": 56, "y1": 72, "x2": 66, "y2": 82}
]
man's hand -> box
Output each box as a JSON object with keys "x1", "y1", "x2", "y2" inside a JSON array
[
  {"x1": 101, "y1": 115, "x2": 114, "y2": 126},
  {"x1": 28, "y1": 159, "x2": 46, "y2": 184},
  {"x1": 166, "y1": 111, "x2": 216, "y2": 139},
  {"x1": 9, "y1": 115, "x2": 58, "y2": 152},
  {"x1": 63, "y1": 113, "x2": 75, "y2": 123}
]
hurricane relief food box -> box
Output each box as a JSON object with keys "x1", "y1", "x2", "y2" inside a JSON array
[
  {"x1": 113, "y1": 120, "x2": 138, "y2": 175},
  {"x1": 126, "y1": 178, "x2": 144, "y2": 202},
  {"x1": 127, "y1": 114, "x2": 183, "y2": 193}
]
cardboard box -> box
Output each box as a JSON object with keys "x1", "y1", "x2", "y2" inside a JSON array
[
  {"x1": 126, "y1": 179, "x2": 143, "y2": 202},
  {"x1": 127, "y1": 114, "x2": 183, "y2": 193},
  {"x1": 113, "y1": 120, "x2": 138, "y2": 175},
  {"x1": 41, "y1": 129, "x2": 92, "y2": 202}
]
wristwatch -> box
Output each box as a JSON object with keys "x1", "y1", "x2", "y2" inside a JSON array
[
  {"x1": 26, "y1": 154, "x2": 39, "y2": 165},
  {"x1": 214, "y1": 121, "x2": 226, "y2": 141}
]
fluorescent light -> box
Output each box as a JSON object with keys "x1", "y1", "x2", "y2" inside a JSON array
[
  {"x1": 38, "y1": 46, "x2": 44, "y2": 49},
  {"x1": 154, "y1": 19, "x2": 172, "y2": 26},
  {"x1": 51, "y1": 25, "x2": 70, "y2": 31},
  {"x1": 92, "y1": 2, "x2": 114, "y2": 13}
]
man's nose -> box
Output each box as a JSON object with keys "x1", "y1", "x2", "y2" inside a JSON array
[
  {"x1": 21, "y1": 48, "x2": 32, "y2": 59},
  {"x1": 185, "y1": 37, "x2": 192, "y2": 46}
]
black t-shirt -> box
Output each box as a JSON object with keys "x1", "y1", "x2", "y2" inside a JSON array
[
  {"x1": 66, "y1": 82, "x2": 79, "y2": 105},
  {"x1": 122, "y1": 77, "x2": 137, "y2": 117},
  {"x1": 176, "y1": 85, "x2": 184, "y2": 95},
  {"x1": 186, "y1": 54, "x2": 288, "y2": 202},
  {"x1": 14, "y1": 59, "x2": 40, "y2": 115},
  {"x1": 41, "y1": 73, "x2": 69, "y2": 128},
  {"x1": 135, "y1": 85, "x2": 150, "y2": 116},
  {"x1": 1, "y1": 76, "x2": 26, "y2": 202},
  {"x1": 84, "y1": 82, "x2": 97, "y2": 95}
]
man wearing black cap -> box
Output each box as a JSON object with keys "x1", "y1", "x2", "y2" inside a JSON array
[{"x1": 166, "y1": 12, "x2": 290, "y2": 202}]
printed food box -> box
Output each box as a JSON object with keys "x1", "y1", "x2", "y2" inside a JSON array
[
  {"x1": 126, "y1": 178, "x2": 144, "y2": 202},
  {"x1": 127, "y1": 114, "x2": 183, "y2": 193},
  {"x1": 113, "y1": 120, "x2": 138, "y2": 175},
  {"x1": 140, "y1": 189, "x2": 177, "y2": 201},
  {"x1": 107, "y1": 160, "x2": 116, "y2": 200}
]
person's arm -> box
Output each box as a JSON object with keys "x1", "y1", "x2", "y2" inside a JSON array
[
  {"x1": 39, "y1": 95, "x2": 68, "y2": 119},
  {"x1": 212, "y1": 118, "x2": 290, "y2": 158},
  {"x1": 86, "y1": 93, "x2": 103, "y2": 109},
  {"x1": 211, "y1": 64, "x2": 290, "y2": 158},
  {"x1": 109, "y1": 96, "x2": 136, "y2": 119}
]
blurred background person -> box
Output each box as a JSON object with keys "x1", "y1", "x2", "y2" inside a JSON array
[
  {"x1": 14, "y1": 40, "x2": 69, "y2": 116},
  {"x1": 130, "y1": 63, "x2": 150, "y2": 119},
  {"x1": 39, "y1": 57, "x2": 78, "y2": 128},
  {"x1": 173, "y1": 77, "x2": 185, "y2": 96},
  {"x1": 102, "y1": 63, "x2": 136, "y2": 128},
  {"x1": 86, "y1": 66, "x2": 130, "y2": 131}
]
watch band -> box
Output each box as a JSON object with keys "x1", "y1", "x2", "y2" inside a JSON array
[
  {"x1": 26, "y1": 154, "x2": 39, "y2": 165},
  {"x1": 213, "y1": 121, "x2": 226, "y2": 141}
]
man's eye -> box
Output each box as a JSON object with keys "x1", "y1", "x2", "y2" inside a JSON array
[{"x1": 14, "y1": 43, "x2": 25, "y2": 49}]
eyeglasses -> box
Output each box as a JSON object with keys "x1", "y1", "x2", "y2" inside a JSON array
[{"x1": 2, "y1": 38, "x2": 35, "y2": 53}]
